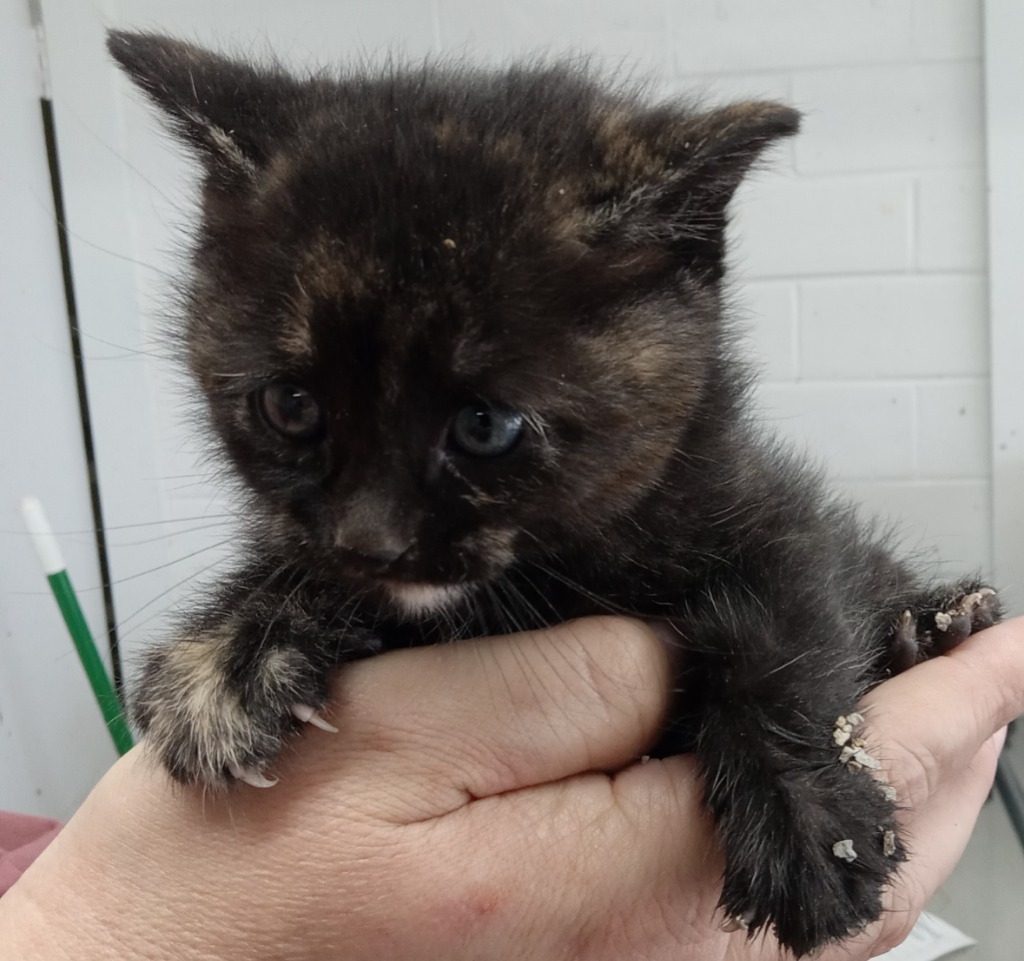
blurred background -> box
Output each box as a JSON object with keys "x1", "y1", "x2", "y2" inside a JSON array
[{"x1": 1, "y1": 1, "x2": 1021, "y2": 954}]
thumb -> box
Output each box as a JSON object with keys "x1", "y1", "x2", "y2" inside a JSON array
[{"x1": 327, "y1": 616, "x2": 673, "y2": 817}]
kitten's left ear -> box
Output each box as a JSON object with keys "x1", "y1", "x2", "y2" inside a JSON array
[
  {"x1": 107, "y1": 30, "x2": 301, "y2": 186},
  {"x1": 590, "y1": 100, "x2": 800, "y2": 276},
  {"x1": 662, "y1": 100, "x2": 800, "y2": 197}
]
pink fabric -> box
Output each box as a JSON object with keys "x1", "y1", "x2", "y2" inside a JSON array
[{"x1": 0, "y1": 811, "x2": 62, "y2": 896}]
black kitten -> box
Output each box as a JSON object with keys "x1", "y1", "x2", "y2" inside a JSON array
[{"x1": 108, "y1": 31, "x2": 1001, "y2": 956}]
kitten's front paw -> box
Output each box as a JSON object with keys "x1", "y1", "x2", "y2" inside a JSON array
[
  {"x1": 887, "y1": 581, "x2": 1002, "y2": 673},
  {"x1": 132, "y1": 628, "x2": 332, "y2": 788},
  {"x1": 718, "y1": 741, "x2": 902, "y2": 957}
]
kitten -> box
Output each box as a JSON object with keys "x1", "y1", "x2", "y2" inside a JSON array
[{"x1": 108, "y1": 30, "x2": 1001, "y2": 956}]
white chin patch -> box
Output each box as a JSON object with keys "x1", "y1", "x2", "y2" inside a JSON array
[{"x1": 385, "y1": 582, "x2": 466, "y2": 617}]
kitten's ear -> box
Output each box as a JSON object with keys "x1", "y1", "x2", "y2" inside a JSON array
[
  {"x1": 107, "y1": 30, "x2": 298, "y2": 185},
  {"x1": 662, "y1": 100, "x2": 800, "y2": 197},
  {"x1": 590, "y1": 100, "x2": 800, "y2": 277}
]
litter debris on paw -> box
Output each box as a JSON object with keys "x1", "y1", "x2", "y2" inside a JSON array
[
  {"x1": 883, "y1": 829, "x2": 897, "y2": 858},
  {"x1": 839, "y1": 743, "x2": 881, "y2": 772},
  {"x1": 832, "y1": 839, "x2": 857, "y2": 862},
  {"x1": 832, "y1": 712, "x2": 864, "y2": 746},
  {"x1": 961, "y1": 591, "x2": 984, "y2": 613},
  {"x1": 934, "y1": 612, "x2": 952, "y2": 632}
]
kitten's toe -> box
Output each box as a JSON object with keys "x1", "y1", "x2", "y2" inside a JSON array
[
  {"x1": 946, "y1": 586, "x2": 1000, "y2": 633},
  {"x1": 886, "y1": 609, "x2": 920, "y2": 674},
  {"x1": 885, "y1": 582, "x2": 1002, "y2": 672},
  {"x1": 921, "y1": 584, "x2": 1001, "y2": 654}
]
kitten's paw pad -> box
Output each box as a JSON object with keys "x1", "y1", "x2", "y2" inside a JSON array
[
  {"x1": 132, "y1": 634, "x2": 330, "y2": 787},
  {"x1": 291, "y1": 703, "x2": 339, "y2": 733}
]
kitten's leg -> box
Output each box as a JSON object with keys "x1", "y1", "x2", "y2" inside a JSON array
[
  {"x1": 132, "y1": 565, "x2": 381, "y2": 787},
  {"x1": 882, "y1": 577, "x2": 1002, "y2": 674},
  {"x1": 667, "y1": 604, "x2": 903, "y2": 957}
]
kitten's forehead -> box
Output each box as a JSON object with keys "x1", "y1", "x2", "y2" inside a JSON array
[
  {"x1": 297, "y1": 233, "x2": 385, "y2": 309},
  {"x1": 281, "y1": 230, "x2": 469, "y2": 371}
]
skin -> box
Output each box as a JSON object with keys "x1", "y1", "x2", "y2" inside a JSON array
[{"x1": 2, "y1": 615, "x2": 1023, "y2": 961}]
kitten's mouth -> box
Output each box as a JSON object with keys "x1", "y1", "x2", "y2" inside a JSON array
[{"x1": 380, "y1": 580, "x2": 471, "y2": 617}]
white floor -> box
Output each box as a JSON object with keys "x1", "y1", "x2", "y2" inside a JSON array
[{"x1": 925, "y1": 733, "x2": 1024, "y2": 960}]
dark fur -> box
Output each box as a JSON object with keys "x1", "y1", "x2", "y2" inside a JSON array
[{"x1": 109, "y1": 31, "x2": 1001, "y2": 956}]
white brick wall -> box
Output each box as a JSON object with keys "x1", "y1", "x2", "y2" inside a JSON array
[{"x1": 660, "y1": 1, "x2": 989, "y2": 576}]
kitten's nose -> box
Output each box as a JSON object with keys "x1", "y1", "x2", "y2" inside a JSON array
[
  {"x1": 347, "y1": 544, "x2": 407, "y2": 570},
  {"x1": 338, "y1": 532, "x2": 412, "y2": 573},
  {"x1": 334, "y1": 490, "x2": 417, "y2": 573}
]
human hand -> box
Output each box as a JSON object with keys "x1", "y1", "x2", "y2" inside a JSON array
[{"x1": 2, "y1": 616, "x2": 1022, "y2": 961}]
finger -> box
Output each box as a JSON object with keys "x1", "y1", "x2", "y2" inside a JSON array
[
  {"x1": 896, "y1": 733, "x2": 1001, "y2": 895},
  {"x1": 861, "y1": 617, "x2": 1024, "y2": 809},
  {"x1": 313, "y1": 616, "x2": 672, "y2": 814}
]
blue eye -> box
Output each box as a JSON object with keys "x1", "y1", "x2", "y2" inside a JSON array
[
  {"x1": 449, "y1": 403, "x2": 524, "y2": 457},
  {"x1": 256, "y1": 383, "x2": 323, "y2": 441}
]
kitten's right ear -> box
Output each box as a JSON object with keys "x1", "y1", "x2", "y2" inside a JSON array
[{"x1": 107, "y1": 31, "x2": 297, "y2": 185}]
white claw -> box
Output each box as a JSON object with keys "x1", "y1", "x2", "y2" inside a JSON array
[
  {"x1": 291, "y1": 703, "x2": 339, "y2": 733},
  {"x1": 227, "y1": 762, "x2": 279, "y2": 789}
]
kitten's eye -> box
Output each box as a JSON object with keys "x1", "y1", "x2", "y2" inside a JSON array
[
  {"x1": 255, "y1": 383, "x2": 324, "y2": 441},
  {"x1": 449, "y1": 403, "x2": 525, "y2": 457}
]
